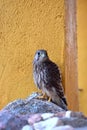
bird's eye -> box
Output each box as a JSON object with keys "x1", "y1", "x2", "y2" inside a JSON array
[{"x1": 38, "y1": 52, "x2": 40, "y2": 56}]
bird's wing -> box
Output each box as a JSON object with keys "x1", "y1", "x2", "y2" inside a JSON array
[{"x1": 44, "y1": 60, "x2": 67, "y2": 105}]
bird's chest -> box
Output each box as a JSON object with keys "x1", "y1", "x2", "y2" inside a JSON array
[{"x1": 33, "y1": 65, "x2": 46, "y2": 89}]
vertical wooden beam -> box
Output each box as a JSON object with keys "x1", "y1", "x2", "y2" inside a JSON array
[{"x1": 65, "y1": 0, "x2": 79, "y2": 111}]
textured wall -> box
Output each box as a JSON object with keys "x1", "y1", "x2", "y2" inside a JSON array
[
  {"x1": 0, "y1": 0, "x2": 65, "y2": 108},
  {"x1": 77, "y1": 0, "x2": 87, "y2": 115}
]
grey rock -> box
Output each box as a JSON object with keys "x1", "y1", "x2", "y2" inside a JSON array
[
  {"x1": 0, "y1": 92, "x2": 87, "y2": 130},
  {"x1": 0, "y1": 93, "x2": 65, "y2": 130},
  {"x1": 33, "y1": 117, "x2": 63, "y2": 130},
  {"x1": 41, "y1": 113, "x2": 54, "y2": 120},
  {"x1": 28, "y1": 114, "x2": 42, "y2": 125},
  {"x1": 0, "y1": 110, "x2": 28, "y2": 130},
  {"x1": 75, "y1": 127, "x2": 87, "y2": 130},
  {"x1": 62, "y1": 117, "x2": 87, "y2": 127},
  {"x1": 3, "y1": 92, "x2": 64, "y2": 115},
  {"x1": 52, "y1": 125, "x2": 74, "y2": 130},
  {"x1": 22, "y1": 125, "x2": 33, "y2": 130}
]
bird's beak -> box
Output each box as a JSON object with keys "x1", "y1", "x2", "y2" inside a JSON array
[{"x1": 34, "y1": 54, "x2": 39, "y2": 61}]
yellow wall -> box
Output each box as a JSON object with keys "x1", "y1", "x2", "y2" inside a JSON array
[
  {"x1": 77, "y1": 0, "x2": 87, "y2": 115},
  {"x1": 0, "y1": 0, "x2": 65, "y2": 108}
]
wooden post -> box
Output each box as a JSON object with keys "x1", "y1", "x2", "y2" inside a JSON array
[{"x1": 64, "y1": 0, "x2": 79, "y2": 111}]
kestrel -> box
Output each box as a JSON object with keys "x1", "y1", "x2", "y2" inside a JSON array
[{"x1": 33, "y1": 49, "x2": 67, "y2": 110}]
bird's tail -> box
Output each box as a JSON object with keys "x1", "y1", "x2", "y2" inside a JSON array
[{"x1": 51, "y1": 96, "x2": 68, "y2": 111}]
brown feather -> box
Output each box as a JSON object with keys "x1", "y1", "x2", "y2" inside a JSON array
[{"x1": 33, "y1": 50, "x2": 68, "y2": 110}]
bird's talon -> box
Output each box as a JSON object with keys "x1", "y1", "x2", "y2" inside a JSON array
[
  {"x1": 48, "y1": 97, "x2": 51, "y2": 102},
  {"x1": 37, "y1": 93, "x2": 48, "y2": 100}
]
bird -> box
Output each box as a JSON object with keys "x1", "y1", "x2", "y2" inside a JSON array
[{"x1": 33, "y1": 49, "x2": 68, "y2": 110}]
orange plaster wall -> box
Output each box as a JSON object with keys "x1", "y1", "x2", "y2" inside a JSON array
[
  {"x1": 77, "y1": 0, "x2": 87, "y2": 115},
  {"x1": 0, "y1": 0, "x2": 65, "y2": 108}
]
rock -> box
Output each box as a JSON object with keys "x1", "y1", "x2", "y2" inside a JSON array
[
  {"x1": 28, "y1": 114, "x2": 42, "y2": 125},
  {"x1": 54, "y1": 111, "x2": 87, "y2": 119},
  {"x1": 0, "y1": 92, "x2": 87, "y2": 130},
  {"x1": 70, "y1": 111, "x2": 86, "y2": 118},
  {"x1": 0, "y1": 110, "x2": 28, "y2": 130},
  {"x1": 52, "y1": 125, "x2": 74, "y2": 130},
  {"x1": 54, "y1": 111, "x2": 71, "y2": 118},
  {"x1": 22, "y1": 125, "x2": 33, "y2": 130},
  {"x1": 75, "y1": 127, "x2": 87, "y2": 130},
  {"x1": 33, "y1": 117, "x2": 63, "y2": 130},
  {"x1": 3, "y1": 93, "x2": 64, "y2": 115},
  {"x1": 62, "y1": 117, "x2": 87, "y2": 128},
  {"x1": 41, "y1": 113, "x2": 54, "y2": 120}
]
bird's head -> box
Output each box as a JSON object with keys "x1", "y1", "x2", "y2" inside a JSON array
[{"x1": 33, "y1": 49, "x2": 49, "y2": 63}]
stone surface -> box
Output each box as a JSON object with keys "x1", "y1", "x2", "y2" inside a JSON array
[
  {"x1": 33, "y1": 117, "x2": 63, "y2": 130},
  {"x1": 52, "y1": 125, "x2": 74, "y2": 130},
  {"x1": 28, "y1": 114, "x2": 42, "y2": 125},
  {"x1": 0, "y1": 93, "x2": 87, "y2": 130},
  {"x1": 0, "y1": 110, "x2": 28, "y2": 130},
  {"x1": 62, "y1": 118, "x2": 87, "y2": 128},
  {"x1": 41, "y1": 113, "x2": 54, "y2": 120},
  {"x1": 75, "y1": 127, "x2": 87, "y2": 130},
  {"x1": 3, "y1": 93, "x2": 64, "y2": 115},
  {"x1": 22, "y1": 125, "x2": 33, "y2": 130}
]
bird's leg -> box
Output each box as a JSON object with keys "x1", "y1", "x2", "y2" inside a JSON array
[
  {"x1": 48, "y1": 97, "x2": 52, "y2": 102},
  {"x1": 37, "y1": 93, "x2": 48, "y2": 100},
  {"x1": 38, "y1": 89, "x2": 43, "y2": 95}
]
